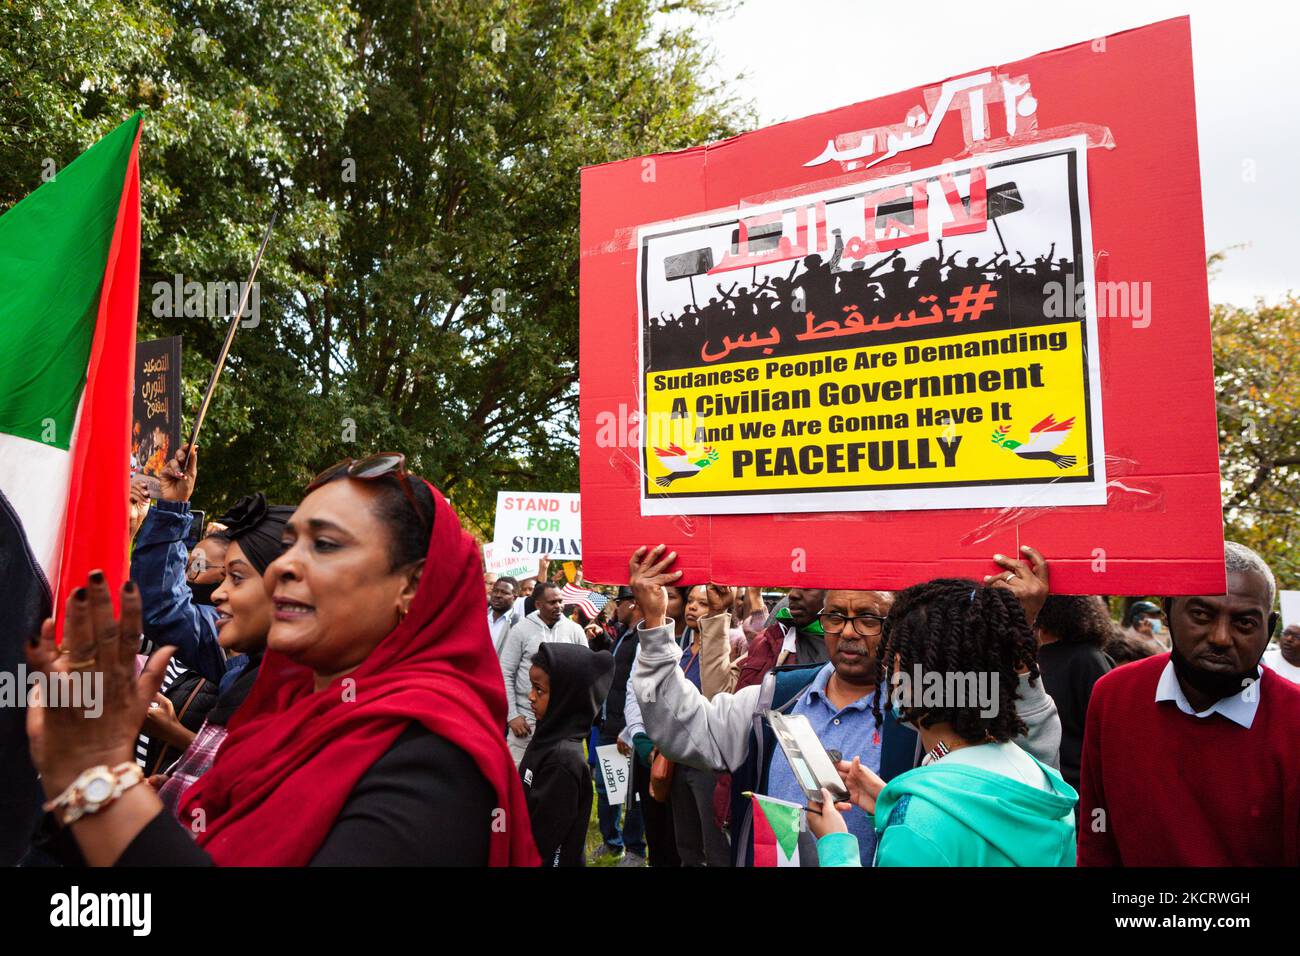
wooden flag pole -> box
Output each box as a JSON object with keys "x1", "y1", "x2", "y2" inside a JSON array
[{"x1": 181, "y1": 211, "x2": 277, "y2": 472}]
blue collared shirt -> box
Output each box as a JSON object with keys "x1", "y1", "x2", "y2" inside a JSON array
[
  {"x1": 764, "y1": 662, "x2": 882, "y2": 865},
  {"x1": 1154, "y1": 660, "x2": 1262, "y2": 729}
]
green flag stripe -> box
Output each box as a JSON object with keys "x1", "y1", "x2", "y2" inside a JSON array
[
  {"x1": 0, "y1": 114, "x2": 141, "y2": 449},
  {"x1": 757, "y1": 795, "x2": 802, "y2": 859}
]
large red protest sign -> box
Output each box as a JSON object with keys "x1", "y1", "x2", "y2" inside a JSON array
[{"x1": 579, "y1": 16, "x2": 1224, "y2": 594}]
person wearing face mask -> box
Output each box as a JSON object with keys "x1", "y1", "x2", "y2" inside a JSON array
[
  {"x1": 808, "y1": 579, "x2": 1078, "y2": 867},
  {"x1": 24, "y1": 454, "x2": 539, "y2": 866},
  {"x1": 146, "y1": 494, "x2": 294, "y2": 814},
  {"x1": 129, "y1": 444, "x2": 243, "y2": 691},
  {"x1": 1079, "y1": 542, "x2": 1300, "y2": 866},
  {"x1": 187, "y1": 530, "x2": 231, "y2": 607},
  {"x1": 499, "y1": 581, "x2": 589, "y2": 766},
  {"x1": 1120, "y1": 600, "x2": 1167, "y2": 654}
]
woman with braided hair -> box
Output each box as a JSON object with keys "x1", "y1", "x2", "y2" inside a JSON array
[{"x1": 809, "y1": 579, "x2": 1078, "y2": 867}]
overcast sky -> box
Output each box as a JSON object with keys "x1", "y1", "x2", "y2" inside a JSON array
[{"x1": 690, "y1": 0, "x2": 1294, "y2": 307}]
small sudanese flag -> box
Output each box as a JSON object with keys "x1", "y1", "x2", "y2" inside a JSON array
[{"x1": 749, "y1": 791, "x2": 805, "y2": 867}]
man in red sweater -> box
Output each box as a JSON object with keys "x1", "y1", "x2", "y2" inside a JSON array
[{"x1": 1079, "y1": 542, "x2": 1300, "y2": 866}]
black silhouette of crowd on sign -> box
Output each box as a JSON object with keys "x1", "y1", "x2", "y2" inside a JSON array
[{"x1": 644, "y1": 233, "x2": 1079, "y2": 371}]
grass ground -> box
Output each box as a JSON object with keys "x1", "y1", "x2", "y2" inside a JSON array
[{"x1": 585, "y1": 793, "x2": 623, "y2": 867}]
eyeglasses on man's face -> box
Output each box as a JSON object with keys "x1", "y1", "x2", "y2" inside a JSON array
[{"x1": 817, "y1": 610, "x2": 886, "y2": 637}]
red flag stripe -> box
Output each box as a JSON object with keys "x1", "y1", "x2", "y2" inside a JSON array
[{"x1": 55, "y1": 119, "x2": 141, "y2": 636}]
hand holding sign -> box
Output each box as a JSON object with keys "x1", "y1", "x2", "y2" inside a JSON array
[
  {"x1": 984, "y1": 545, "x2": 1049, "y2": 629},
  {"x1": 628, "y1": 545, "x2": 682, "y2": 630},
  {"x1": 705, "y1": 583, "x2": 732, "y2": 616}
]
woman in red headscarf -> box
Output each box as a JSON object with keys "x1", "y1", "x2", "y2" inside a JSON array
[{"x1": 26, "y1": 455, "x2": 539, "y2": 866}]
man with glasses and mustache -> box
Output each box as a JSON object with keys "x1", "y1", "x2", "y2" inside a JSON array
[{"x1": 629, "y1": 544, "x2": 1062, "y2": 866}]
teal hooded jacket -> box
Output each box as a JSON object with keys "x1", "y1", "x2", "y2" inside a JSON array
[{"x1": 818, "y1": 756, "x2": 1078, "y2": 867}]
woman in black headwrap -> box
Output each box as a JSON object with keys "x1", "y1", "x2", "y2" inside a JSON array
[{"x1": 150, "y1": 494, "x2": 295, "y2": 814}]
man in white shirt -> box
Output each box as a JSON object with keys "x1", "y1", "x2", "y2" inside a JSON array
[
  {"x1": 1263, "y1": 624, "x2": 1300, "y2": 684},
  {"x1": 499, "y1": 582, "x2": 589, "y2": 765},
  {"x1": 487, "y1": 576, "x2": 518, "y2": 656}
]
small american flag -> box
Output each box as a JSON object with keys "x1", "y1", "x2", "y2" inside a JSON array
[{"x1": 559, "y1": 583, "x2": 608, "y2": 621}]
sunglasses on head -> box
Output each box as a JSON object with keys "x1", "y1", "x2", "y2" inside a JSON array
[{"x1": 306, "y1": 452, "x2": 424, "y2": 520}]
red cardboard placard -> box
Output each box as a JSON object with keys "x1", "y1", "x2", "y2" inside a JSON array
[{"x1": 579, "y1": 16, "x2": 1223, "y2": 594}]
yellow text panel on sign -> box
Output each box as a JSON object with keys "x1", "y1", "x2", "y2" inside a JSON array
[{"x1": 642, "y1": 323, "x2": 1092, "y2": 494}]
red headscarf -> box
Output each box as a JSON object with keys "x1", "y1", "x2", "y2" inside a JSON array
[{"x1": 178, "y1": 480, "x2": 539, "y2": 866}]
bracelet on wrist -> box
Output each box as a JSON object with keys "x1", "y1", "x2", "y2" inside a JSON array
[{"x1": 43, "y1": 762, "x2": 145, "y2": 826}]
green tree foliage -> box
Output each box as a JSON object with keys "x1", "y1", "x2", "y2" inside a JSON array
[
  {"x1": 1, "y1": 0, "x2": 360, "y2": 512},
  {"x1": 1, "y1": 0, "x2": 749, "y2": 532},
  {"x1": 1212, "y1": 269, "x2": 1300, "y2": 589}
]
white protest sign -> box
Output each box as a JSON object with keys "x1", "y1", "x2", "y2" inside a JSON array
[
  {"x1": 1281, "y1": 590, "x2": 1300, "y2": 630},
  {"x1": 483, "y1": 542, "x2": 536, "y2": 580},
  {"x1": 594, "y1": 744, "x2": 631, "y2": 805},
  {"x1": 493, "y1": 491, "x2": 581, "y2": 559}
]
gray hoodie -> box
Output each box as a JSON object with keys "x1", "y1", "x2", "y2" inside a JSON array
[{"x1": 631, "y1": 621, "x2": 1062, "y2": 774}]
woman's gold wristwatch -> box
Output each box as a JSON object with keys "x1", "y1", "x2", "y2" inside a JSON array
[{"x1": 43, "y1": 763, "x2": 145, "y2": 825}]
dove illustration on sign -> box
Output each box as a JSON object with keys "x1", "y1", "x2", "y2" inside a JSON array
[
  {"x1": 652, "y1": 444, "x2": 719, "y2": 487},
  {"x1": 991, "y1": 414, "x2": 1078, "y2": 469}
]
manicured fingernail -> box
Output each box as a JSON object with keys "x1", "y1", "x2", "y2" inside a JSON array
[
  {"x1": 89, "y1": 570, "x2": 104, "y2": 584},
  {"x1": 29, "y1": 633, "x2": 39, "y2": 647},
  {"x1": 993, "y1": 554, "x2": 1004, "y2": 561},
  {"x1": 1021, "y1": 546, "x2": 1031, "y2": 552},
  {"x1": 123, "y1": 581, "x2": 137, "y2": 594},
  {"x1": 74, "y1": 588, "x2": 87, "y2": 601}
]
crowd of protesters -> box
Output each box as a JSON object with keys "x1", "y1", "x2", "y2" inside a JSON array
[{"x1": 11, "y1": 444, "x2": 1300, "y2": 868}]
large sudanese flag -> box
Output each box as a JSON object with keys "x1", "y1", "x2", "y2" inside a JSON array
[{"x1": 0, "y1": 113, "x2": 142, "y2": 864}]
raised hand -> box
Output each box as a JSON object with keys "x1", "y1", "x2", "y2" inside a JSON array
[
  {"x1": 985, "y1": 545, "x2": 1049, "y2": 627},
  {"x1": 128, "y1": 477, "x2": 151, "y2": 539},
  {"x1": 159, "y1": 442, "x2": 197, "y2": 502},
  {"x1": 705, "y1": 583, "x2": 732, "y2": 617},
  {"x1": 628, "y1": 545, "x2": 682, "y2": 629},
  {"x1": 26, "y1": 573, "x2": 174, "y2": 798}
]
